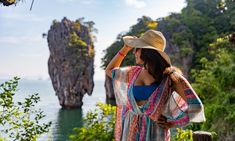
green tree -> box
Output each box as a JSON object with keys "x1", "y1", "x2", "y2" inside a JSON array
[
  {"x1": 191, "y1": 35, "x2": 235, "y2": 140},
  {"x1": 0, "y1": 77, "x2": 52, "y2": 141}
]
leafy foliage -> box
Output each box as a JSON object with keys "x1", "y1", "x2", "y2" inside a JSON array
[
  {"x1": 173, "y1": 128, "x2": 193, "y2": 141},
  {"x1": 67, "y1": 19, "x2": 96, "y2": 58},
  {"x1": 69, "y1": 103, "x2": 116, "y2": 141},
  {"x1": 0, "y1": 0, "x2": 35, "y2": 9},
  {"x1": 0, "y1": 77, "x2": 52, "y2": 141},
  {"x1": 69, "y1": 32, "x2": 88, "y2": 47},
  {"x1": 191, "y1": 35, "x2": 235, "y2": 140},
  {"x1": 0, "y1": 0, "x2": 17, "y2": 6}
]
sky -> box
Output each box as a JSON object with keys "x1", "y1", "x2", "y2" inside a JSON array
[{"x1": 0, "y1": 0, "x2": 186, "y2": 81}]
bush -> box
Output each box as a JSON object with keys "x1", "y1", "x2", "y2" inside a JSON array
[
  {"x1": 0, "y1": 77, "x2": 52, "y2": 141},
  {"x1": 173, "y1": 128, "x2": 193, "y2": 141},
  {"x1": 191, "y1": 35, "x2": 235, "y2": 140},
  {"x1": 69, "y1": 102, "x2": 116, "y2": 141}
]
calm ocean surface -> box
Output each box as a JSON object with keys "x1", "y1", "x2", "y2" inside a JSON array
[{"x1": 0, "y1": 79, "x2": 107, "y2": 141}]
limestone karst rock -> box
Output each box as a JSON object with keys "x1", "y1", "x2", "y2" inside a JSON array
[
  {"x1": 105, "y1": 76, "x2": 115, "y2": 100},
  {"x1": 47, "y1": 17, "x2": 95, "y2": 108}
]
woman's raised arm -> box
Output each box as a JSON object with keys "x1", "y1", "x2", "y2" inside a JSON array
[{"x1": 105, "y1": 45, "x2": 132, "y2": 78}]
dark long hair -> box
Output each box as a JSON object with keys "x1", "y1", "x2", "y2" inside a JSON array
[{"x1": 140, "y1": 48, "x2": 170, "y2": 84}]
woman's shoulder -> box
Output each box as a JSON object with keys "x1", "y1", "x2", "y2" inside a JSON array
[
  {"x1": 113, "y1": 65, "x2": 142, "y2": 78},
  {"x1": 111, "y1": 66, "x2": 142, "y2": 82}
]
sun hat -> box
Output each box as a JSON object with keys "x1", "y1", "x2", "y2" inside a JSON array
[{"x1": 123, "y1": 30, "x2": 171, "y2": 65}]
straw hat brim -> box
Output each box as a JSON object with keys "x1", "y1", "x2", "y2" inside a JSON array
[{"x1": 123, "y1": 36, "x2": 171, "y2": 65}]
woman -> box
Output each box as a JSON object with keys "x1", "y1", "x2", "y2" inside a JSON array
[{"x1": 105, "y1": 30, "x2": 205, "y2": 141}]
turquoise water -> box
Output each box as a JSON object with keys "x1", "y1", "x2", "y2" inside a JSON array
[{"x1": 0, "y1": 79, "x2": 106, "y2": 141}]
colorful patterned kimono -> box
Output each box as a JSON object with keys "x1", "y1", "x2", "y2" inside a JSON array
[{"x1": 112, "y1": 66, "x2": 205, "y2": 141}]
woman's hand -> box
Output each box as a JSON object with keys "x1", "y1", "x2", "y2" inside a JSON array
[
  {"x1": 122, "y1": 44, "x2": 133, "y2": 52},
  {"x1": 164, "y1": 66, "x2": 188, "y2": 101},
  {"x1": 163, "y1": 66, "x2": 183, "y2": 84},
  {"x1": 157, "y1": 115, "x2": 174, "y2": 129}
]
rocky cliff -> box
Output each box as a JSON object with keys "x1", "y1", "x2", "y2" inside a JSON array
[
  {"x1": 157, "y1": 14, "x2": 194, "y2": 78},
  {"x1": 47, "y1": 17, "x2": 95, "y2": 108}
]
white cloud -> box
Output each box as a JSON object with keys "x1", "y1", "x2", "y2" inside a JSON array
[
  {"x1": 56, "y1": 0, "x2": 94, "y2": 5},
  {"x1": 56, "y1": 0, "x2": 77, "y2": 3},
  {"x1": 81, "y1": 0, "x2": 95, "y2": 5},
  {"x1": 19, "y1": 53, "x2": 43, "y2": 58},
  {"x1": 0, "y1": 35, "x2": 43, "y2": 45},
  {"x1": 124, "y1": 0, "x2": 146, "y2": 9},
  {"x1": 0, "y1": 12, "x2": 49, "y2": 22}
]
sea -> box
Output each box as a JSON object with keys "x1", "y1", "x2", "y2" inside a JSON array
[{"x1": 0, "y1": 79, "x2": 107, "y2": 141}]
